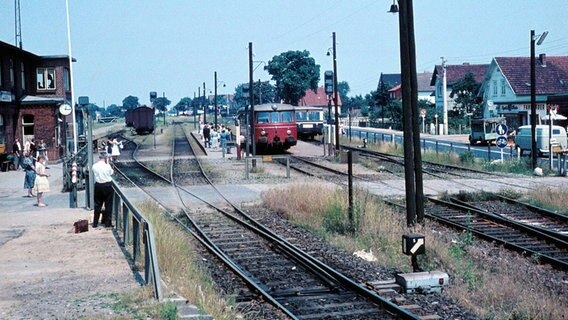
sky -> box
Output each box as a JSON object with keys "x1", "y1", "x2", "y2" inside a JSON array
[{"x1": 1, "y1": 0, "x2": 567, "y2": 108}]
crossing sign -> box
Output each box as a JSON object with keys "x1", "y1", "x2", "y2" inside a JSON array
[
  {"x1": 496, "y1": 123, "x2": 508, "y2": 136},
  {"x1": 496, "y1": 136, "x2": 508, "y2": 149}
]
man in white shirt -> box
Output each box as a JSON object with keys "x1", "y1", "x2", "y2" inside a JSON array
[{"x1": 92, "y1": 152, "x2": 114, "y2": 228}]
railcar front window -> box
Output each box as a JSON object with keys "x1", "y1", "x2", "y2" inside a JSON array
[
  {"x1": 281, "y1": 111, "x2": 294, "y2": 123},
  {"x1": 308, "y1": 111, "x2": 320, "y2": 121},
  {"x1": 271, "y1": 112, "x2": 279, "y2": 123},
  {"x1": 296, "y1": 112, "x2": 307, "y2": 121},
  {"x1": 257, "y1": 112, "x2": 270, "y2": 124}
]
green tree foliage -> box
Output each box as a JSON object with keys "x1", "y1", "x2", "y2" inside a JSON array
[
  {"x1": 175, "y1": 97, "x2": 192, "y2": 115},
  {"x1": 450, "y1": 72, "x2": 482, "y2": 116},
  {"x1": 122, "y1": 96, "x2": 140, "y2": 110},
  {"x1": 265, "y1": 50, "x2": 320, "y2": 105},
  {"x1": 232, "y1": 82, "x2": 276, "y2": 112},
  {"x1": 105, "y1": 104, "x2": 122, "y2": 117},
  {"x1": 152, "y1": 97, "x2": 171, "y2": 113},
  {"x1": 449, "y1": 72, "x2": 483, "y2": 132}
]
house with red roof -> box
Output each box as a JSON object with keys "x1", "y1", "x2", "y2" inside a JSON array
[
  {"x1": 430, "y1": 63, "x2": 489, "y2": 115},
  {"x1": 478, "y1": 55, "x2": 568, "y2": 130},
  {"x1": 298, "y1": 86, "x2": 342, "y2": 108},
  {"x1": 387, "y1": 72, "x2": 435, "y2": 103}
]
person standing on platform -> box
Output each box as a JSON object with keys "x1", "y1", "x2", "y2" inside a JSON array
[
  {"x1": 12, "y1": 138, "x2": 22, "y2": 170},
  {"x1": 34, "y1": 155, "x2": 50, "y2": 207},
  {"x1": 22, "y1": 153, "x2": 36, "y2": 197},
  {"x1": 110, "y1": 137, "x2": 122, "y2": 162},
  {"x1": 202, "y1": 123, "x2": 211, "y2": 148},
  {"x1": 92, "y1": 152, "x2": 114, "y2": 228},
  {"x1": 29, "y1": 139, "x2": 37, "y2": 164}
]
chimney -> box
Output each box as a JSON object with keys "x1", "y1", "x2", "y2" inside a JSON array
[{"x1": 539, "y1": 53, "x2": 546, "y2": 67}]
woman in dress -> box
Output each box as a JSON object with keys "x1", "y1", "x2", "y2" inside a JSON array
[
  {"x1": 34, "y1": 155, "x2": 50, "y2": 207},
  {"x1": 22, "y1": 153, "x2": 36, "y2": 197},
  {"x1": 110, "y1": 138, "x2": 122, "y2": 162}
]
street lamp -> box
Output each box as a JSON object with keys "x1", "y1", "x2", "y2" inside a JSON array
[{"x1": 530, "y1": 29, "x2": 548, "y2": 170}]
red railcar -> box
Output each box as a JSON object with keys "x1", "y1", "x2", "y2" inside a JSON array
[{"x1": 253, "y1": 103, "x2": 297, "y2": 153}]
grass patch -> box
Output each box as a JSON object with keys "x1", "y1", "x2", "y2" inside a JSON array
[
  {"x1": 524, "y1": 186, "x2": 568, "y2": 215},
  {"x1": 261, "y1": 182, "x2": 568, "y2": 319}
]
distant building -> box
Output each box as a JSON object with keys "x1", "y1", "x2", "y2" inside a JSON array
[
  {"x1": 0, "y1": 40, "x2": 73, "y2": 160},
  {"x1": 385, "y1": 72, "x2": 435, "y2": 103},
  {"x1": 478, "y1": 55, "x2": 568, "y2": 130},
  {"x1": 299, "y1": 86, "x2": 342, "y2": 109},
  {"x1": 430, "y1": 62, "x2": 488, "y2": 115}
]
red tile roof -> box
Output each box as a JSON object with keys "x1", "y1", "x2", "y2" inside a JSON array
[
  {"x1": 299, "y1": 86, "x2": 342, "y2": 107},
  {"x1": 431, "y1": 63, "x2": 489, "y2": 85},
  {"x1": 494, "y1": 56, "x2": 568, "y2": 95}
]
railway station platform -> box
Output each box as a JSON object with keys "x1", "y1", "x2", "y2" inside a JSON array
[{"x1": 0, "y1": 165, "x2": 140, "y2": 318}]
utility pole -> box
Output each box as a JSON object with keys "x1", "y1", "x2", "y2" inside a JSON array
[
  {"x1": 441, "y1": 57, "x2": 448, "y2": 135},
  {"x1": 15, "y1": 0, "x2": 22, "y2": 48},
  {"x1": 332, "y1": 32, "x2": 340, "y2": 154},
  {"x1": 396, "y1": 0, "x2": 424, "y2": 226},
  {"x1": 249, "y1": 42, "x2": 256, "y2": 158},
  {"x1": 214, "y1": 71, "x2": 218, "y2": 129},
  {"x1": 203, "y1": 82, "x2": 206, "y2": 125}
]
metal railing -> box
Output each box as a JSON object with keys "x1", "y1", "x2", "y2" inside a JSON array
[{"x1": 111, "y1": 181, "x2": 162, "y2": 300}]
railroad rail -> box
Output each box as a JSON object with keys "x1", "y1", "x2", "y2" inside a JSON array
[
  {"x1": 395, "y1": 197, "x2": 568, "y2": 270},
  {"x1": 114, "y1": 124, "x2": 426, "y2": 319}
]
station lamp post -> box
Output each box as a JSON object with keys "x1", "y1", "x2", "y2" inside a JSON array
[{"x1": 530, "y1": 29, "x2": 548, "y2": 170}]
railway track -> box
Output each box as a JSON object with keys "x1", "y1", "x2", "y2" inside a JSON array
[
  {"x1": 286, "y1": 146, "x2": 568, "y2": 270},
  {"x1": 114, "y1": 124, "x2": 431, "y2": 319},
  {"x1": 386, "y1": 197, "x2": 568, "y2": 270}
]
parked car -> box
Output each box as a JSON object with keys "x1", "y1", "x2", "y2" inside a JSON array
[{"x1": 514, "y1": 124, "x2": 567, "y2": 156}]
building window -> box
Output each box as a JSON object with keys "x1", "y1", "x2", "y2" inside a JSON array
[
  {"x1": 37, "y1": 67, "x2": 56, "y2": 90},
  {"x1": 64, "y1": 68, "x2": 70, "y2": 91},
  {"x1": 500, "y1": 79, "x2": 506, "y2": 96},
  {"x1": 20, "y1": 62, "x2": 26, "y2": 91},
  {"x1": 22, "y1": 114, "x2": 35, "y2": 138},
  {"x1": 9, "y1": 59, "x2": 15, "y2": 88},
  {"x1": 437, "y1": 83, "x2": 442, "y2": 97},
  {"x1": 492, "y1": 80, "x2": 497, "y2": 97}
]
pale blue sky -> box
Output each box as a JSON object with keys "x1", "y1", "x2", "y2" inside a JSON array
[{"x1": 1, "y1": 1, "x2": 567, "y2": 107}]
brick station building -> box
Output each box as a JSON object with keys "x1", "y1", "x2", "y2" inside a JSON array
[{"x1": 0, "y1": 40, "x2": 74, "y2": 162}]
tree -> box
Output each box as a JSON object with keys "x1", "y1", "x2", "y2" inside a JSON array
[
  {"x1": 175, "y1": 97, "x2": 192, "y2": 115},
  {"x1": 265, "y1": 50, "x2": 320, "y2": 105},
  {"x1": 122, "y1": 96, "x2": 140, "y2": 110},
  {"x1": 106, "y1": 104, "x2": 122, "y2": 117},
  {"x1": 152, "y1": 97, "x2": 171, "y2": 113},
  {"x1": 450, "y1": 73, "x2": 482, "y2": 116}
]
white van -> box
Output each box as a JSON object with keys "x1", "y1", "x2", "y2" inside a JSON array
[{"x1": 514, "y1": 125, "x2": 567, "y2": 156}]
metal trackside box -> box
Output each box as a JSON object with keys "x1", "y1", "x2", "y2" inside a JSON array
[
  {"x1": 395, "y1": 271, "x2": 449, "y2": 294},
  {"x1": 402, "y1": 233, "x2": 425, "y2": 255}
]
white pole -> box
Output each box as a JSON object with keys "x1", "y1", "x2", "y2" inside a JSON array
[
  {"x1": 441, "y1": 57, "x2": 448, "y2": 135},
  {"x1": 65, "y1": 0, "x2": 78, "y2": 154}
]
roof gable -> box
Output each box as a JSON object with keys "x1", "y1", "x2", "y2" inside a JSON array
[
  {"x1": 378, "y1": 73, "x2": 401, "y2": 88},
  {"x1": 495, "y1": 56, "x2": 568, "y2": 95},
  {"x1": 299, "y1": 86, "x2": 342, "y2": 107}
]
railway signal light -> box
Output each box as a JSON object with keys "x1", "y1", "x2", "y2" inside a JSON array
[{"x1": 324, "y1": 70, "x2": 334, "y2": 95}]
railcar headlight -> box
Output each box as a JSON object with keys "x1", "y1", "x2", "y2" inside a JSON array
[
  {"x1": 286, "y1": 129, "x2": 291, "y2": 135},
  {"x1": 261, "y1": 130, "x2": 267, "y2": 136}
]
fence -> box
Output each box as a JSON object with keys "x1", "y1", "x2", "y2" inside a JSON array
[{"x1": 112, "y1": 182, "x2": 162, "y2": 300}]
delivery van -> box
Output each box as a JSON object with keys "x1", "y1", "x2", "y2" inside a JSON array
[{"x1": 514, "y1": 125, "x2": 567, "y2": 156}]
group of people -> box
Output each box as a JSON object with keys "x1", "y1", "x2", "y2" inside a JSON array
[
  {"x1": 200, "y1": 122, "x2": 232, "y2": 154},
  {"x1": 13, "y1": 138, "x2": 50, "y2": 207},
  {"x1": 100, "y1": 137, "x2": 123, "y2": 162},
  {"x1": 12, "y1": 138, "x2": 49, "y2": 171}
]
